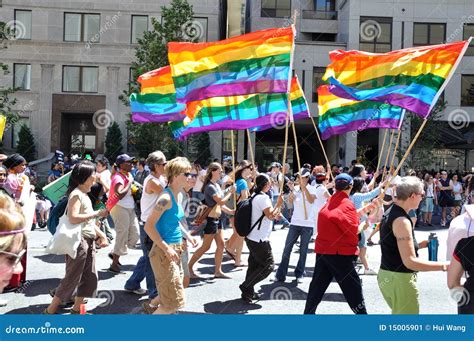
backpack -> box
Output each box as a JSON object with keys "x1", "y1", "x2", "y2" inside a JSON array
[
  {"x1": 47, "y1": 196, "x2": 68, "y2": 235},
  {"x1": 234, "y1": 193, "x2": 265, "y2": 237}
]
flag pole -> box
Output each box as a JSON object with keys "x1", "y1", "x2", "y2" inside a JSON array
[
  {"x1": 291, "y1": 118, "x2": 308, "y2": 219},
  {"x1": 309, "y1": 115, "x2": 334, "y2": 181},
  {"x1": 230, "y1": 130, "x2": 237, "y2": 208},
  {"x1": 376, "y1": 128, "x2": 388, "y2": 173},
  {"x1": 389, "y1": 130, "x2": 401, "y2": 174},
  {"x1": 381, "y1": 129, "x2": 395, "y2": 182},
  {"x1": 246, "y1": 129, "x2": 256, "y2": 182}
]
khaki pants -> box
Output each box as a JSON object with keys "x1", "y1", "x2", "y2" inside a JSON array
[
  {"x1": 55, "y1": 238, "x2": 97, "y2": 302},
  {"x1": 111, "y1": 205, "x2": 140, "y2": 256},
  {"x1": 149, "y1": 243, "x2": 185, "y2": 310}
]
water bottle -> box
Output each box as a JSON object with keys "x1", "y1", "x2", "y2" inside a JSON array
[{"x1": 427, "y1": 233, "x2": 439, "y2": 261}]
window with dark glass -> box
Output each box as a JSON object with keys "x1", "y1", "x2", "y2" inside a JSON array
[
  {"x1": 261, "y1": 0, "x2": 291, "y2": 18},
  {"x1": 131, "y1": 15, "x2": 148, "y2": 44},
  {"x1": 64, "y1": 13, "x2": 100, "y2": 42},
  {"x1": 413, "y1": 23, "x2": 446, "y2": 46},
  {"x1": 14, "y1": 9, "x2": 32, "y2": 39},
  {"x1": 13, "y1": 63, "x2": 31, "y2": 90},
  {"x1": 359, "y1": 16, "x2": 392, "y2": 53},
  {"x1": 62, "y1": 66, "x2": 98, "y2": 93},
  {"x1": 312, "y1": 67, "x2": 326, "y2": 103},
  {"x1": 461, "y1": 75, "x2": 474, "y2": 106},
  {"x1": 463, "y1": 24, "x2": 474, "y2": 56}
]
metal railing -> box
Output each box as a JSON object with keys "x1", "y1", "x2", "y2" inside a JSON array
[{"x1": 302, "y1": 10, "x2": 337, "y2": 20}]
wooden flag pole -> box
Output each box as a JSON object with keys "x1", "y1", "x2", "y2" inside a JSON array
[
  {"x1": 389, "y1": 130, "x2": 401, "y2": 173},
  {"x1": 246, "y1": 129, "x2": 256, "y2": 181},
  {"x1": 291, "y1": 119, "x2": 308, "y2": 220},
  {"x1": 376, "y1": 129, "x2": 388, "y2": 173},
  {"x1": 309, "y1": 115, "x2": 334, "y2": 181},
  {"x1": 280, "y1": 112, "x2": 290, "y2": 196},
  {"x1": 230, "y1": 130, "x2": 237, "y2": 208},
  {"x1": 381, "y1": 129, "x2": 395, "y2": 182}
]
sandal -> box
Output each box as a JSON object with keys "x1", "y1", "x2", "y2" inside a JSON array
[{"x1": 108, "y1": 253, "x2": 122, "y2": 266}]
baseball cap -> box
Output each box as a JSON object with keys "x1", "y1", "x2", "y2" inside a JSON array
[
  {"x1": 271, "y1": 162, "x2": 282, "y2": 169},
  {"x1": 315, "y1": 172, "x2": 327, "y2": 181},
  {"x1": 115, "y1": 154, "x2": 135, "y2": 165},
  {"x1": 298, "y1": 168, "x2": 311, "y2": 178},
  {"x1": 335, "y1": 173, "x2": 354, "y2": 190}
]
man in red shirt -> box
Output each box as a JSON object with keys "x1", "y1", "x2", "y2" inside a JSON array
[{"x1": 304, "y1": 173, "x2": 378, "y2": 314}]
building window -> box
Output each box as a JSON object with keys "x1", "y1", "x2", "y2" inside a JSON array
[
  {"x1": 312, "y1": 33, "x2": 336, "y2": 42},
  {"x1": 131, "y1": 15, "x2": 148, "y2": 44},
  {"x1": 14, "y1": 9, "x2": 32, "y2": 39},
  {"x1": 461, "y1": 75, "x2": 474, "y2": 106},
  {"x1": 359, "y1": 17, "x2": 392, "y2": 53},
  {"x1": 413, "y1": 23, "x2": 445, "y2": 46},
  {"x1": 302, "y1": 0, "x2": 337, "y2": 19},
  {"x1": 222, "y1": 131, "x2": 237, "y2": 160},
  {"x1": 261, "y1": 0, "x2": 291, "y2": 18},
  {"x1": 64, "y1": 13, "x2": 100, "y2": 43},
  {"x1": 312, "y1": 67, "x2": 326, "y2": 103},
  {"x1": 463, "y1": 24, "x2": 474, "y2": 56},
  {"x1": 13, "y1": 64, "x2": 31, "y2": 90},
  {"x1": 62, "y1": 66, "x2": 98, "y2": 93}
]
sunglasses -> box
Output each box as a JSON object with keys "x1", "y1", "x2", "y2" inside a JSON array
[
  {"x1": 184, "y1": 172, "x2": 197, "y2": 178},
  {"x1": 0, "y1": 249, "x2": 26, "y2": 268}
]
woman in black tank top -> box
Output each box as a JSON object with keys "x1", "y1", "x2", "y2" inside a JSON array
[{"x1": 378, "y1": 176, "x2": 449, "y2": 314}]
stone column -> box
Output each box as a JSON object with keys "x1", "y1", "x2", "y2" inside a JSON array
[{"x1": 103, "y1": 66, "x2": 120, "y2": 154}]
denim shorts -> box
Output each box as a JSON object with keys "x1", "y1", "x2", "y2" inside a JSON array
[{"x1": 421, "y1": 197, "x2": 434, "y2": 213}]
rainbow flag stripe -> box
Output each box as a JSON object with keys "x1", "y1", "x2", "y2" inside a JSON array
[
  {"x1": 168, "y1": 26, "x2": 295, "y2": 103},
  {"x1": 130, "y1": 66, "x2": 186, "y2": 123},
  {"x1": 170, "y1": 77, "x2": 309, "y2": 139},
  {"x1": 318, "y1": 85, "x2": 404, "y2": 140},
  {"x1": 324, "y1": 40, "x2": 470, "y2": 117}
]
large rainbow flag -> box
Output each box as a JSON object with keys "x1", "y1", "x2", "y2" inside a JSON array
[
  {"x1": 130, "y1": 66, "x2": 186, "y2": 123},
  {"x1": 318, "y1": 85, "x2": 404, "y2": 140},
  {"x1": 168, "y1": 26, "x2": 295, "y2": 103},
  {"x1": 170, "y1": 77, "x2": 309, "y2": 140},
  {"x1": 324, "y1": 40, "x2": 470, "y2": 118}
]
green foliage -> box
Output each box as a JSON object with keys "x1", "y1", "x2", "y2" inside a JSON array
[
  {"x1": 120, "y1": 0, "x2": 196, "y2": 158},
  {"x1": 105, "y1": 121, "x2": 123, "y2": 162},
  {"x1": 16, "y1": 124, "x2": 36, "y2": 161}
]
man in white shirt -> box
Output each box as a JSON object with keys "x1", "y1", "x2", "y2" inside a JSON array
[
  {"x1": 275, "y1": 169, "x2": 317, "y2": 283},
  {"x1": 447, "y1": 205, "x2": 474, "y2": 260}
]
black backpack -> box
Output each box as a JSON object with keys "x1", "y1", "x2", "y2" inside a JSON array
[{"x1": 234, "y1": 193, "x2": 265, "y2": 237}]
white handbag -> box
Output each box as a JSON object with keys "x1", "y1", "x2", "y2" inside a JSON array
[{"x1": 46, "y1": 205, "x2": 82, "y2": 259}]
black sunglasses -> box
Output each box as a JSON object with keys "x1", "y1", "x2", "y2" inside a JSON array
[{"x1": 184, "y1": 172, "x2": 197, "y2": 178}]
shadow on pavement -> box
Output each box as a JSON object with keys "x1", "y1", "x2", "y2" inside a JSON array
[
  {"x1": 34, "y1": 254, "x2": 66, "y2": 264},
  {"x1": 204, "y1": 298, "x2": 262, "y2": 314}
]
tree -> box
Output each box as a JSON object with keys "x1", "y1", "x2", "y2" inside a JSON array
[
  {"x1": 0, "y1": 21, "x2": 20, "y2": 152},
  {"x1": 187, "y1": 132, "x2": 211, "y2": 166},
  {"x1": 121, "y1": 0, "x2": 198, "y2": 158},
  {"x1": 16, "y1": 124, "x2": 36, "y2": 161},
  {"x1": 105, "y1": 121, "x2": 123, "y2": 163}
]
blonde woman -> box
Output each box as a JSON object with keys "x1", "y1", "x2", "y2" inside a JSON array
[{"x1": 144, "y1": 157, "x2": 194, "y2": 314}]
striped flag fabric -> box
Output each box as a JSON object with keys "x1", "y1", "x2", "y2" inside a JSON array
[{"x1": 168, "y1": 26, "x2": 295, "y2": 103}]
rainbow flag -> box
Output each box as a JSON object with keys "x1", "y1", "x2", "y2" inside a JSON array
[
  {"x1": 324, "y1": 40, "x2": 470, "y2": 118},
  {"x1": 168, "y1": 26, "x2": 295, "y2": 103},
  {"x1": 170, "y1": 77, "x2": 309, "y2": 140},
  {"x1": 130, "y1": 66, "x2": 186, "y2": 123},
  {"x1": 318, "y1": 85, "x2": 404, "y2": 140}
]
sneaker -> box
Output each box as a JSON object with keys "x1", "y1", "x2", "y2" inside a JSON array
[
  {"x1": 270, "y1": 276, "x2": 284, "y2": 282},
  {"x1": 441, "y1": 221, "x2": 446, "y2": 227},
  {"x1": 125, "y1": 288, "x2": 147, "y2": 295},
  {"x1": 363, "y1": 268, "x2": 378, "y2": 276},
  {"x1": 142, "y1": 301, "x2": 157, "y2": 314},
  {"x1": 296, "y1": 277, "x2": 304, "y2": 284},
  {"x1": 281, "y1": 224, "x2": 290, "y2": 230}
]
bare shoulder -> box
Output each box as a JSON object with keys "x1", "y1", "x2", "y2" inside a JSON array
[{"x1": 153, "y1": 192, "x2": 171, "y2": 212}]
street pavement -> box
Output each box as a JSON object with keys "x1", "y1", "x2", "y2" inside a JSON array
[{"x1": 0, "y1": 219, "x2": 459, "y2": 315}]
